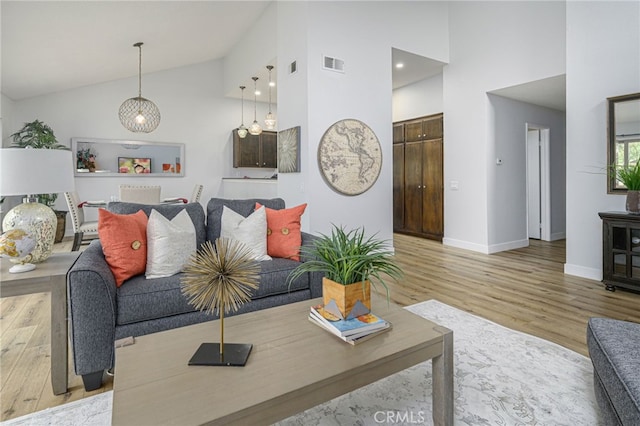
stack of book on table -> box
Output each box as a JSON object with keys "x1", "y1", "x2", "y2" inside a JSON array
[{"x1": 309, "y1": 304, "x2": 391, "y2": 345}]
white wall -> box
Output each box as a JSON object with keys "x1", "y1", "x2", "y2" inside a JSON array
[
  {"x1": 275, "y1": 1, "x2": 311, "y2": 227},
  {"x1": 392, "y1": 74, "x2": 443, "y2": 122},
  {"x1": 1, "y1": 94, "x2": 14, "y2": 145},
  {"x1": 443, "y1": 1, "x2": 566, "y2": 252},
  {"x1": 5, "y1": 59, "x2": 274, "y2": 235},
  {"x1": 278, "y1": 1, "x2": 450, "y2": 244},
  {"x1": 565, "y1": 1, "x2": 640, "y2": 280},
  {"x1": 487, "y1": 94, "x2": 566, "y2": 251},
  {"x1": 222, "y1": 2, "x2": 277, "y2": 97}
]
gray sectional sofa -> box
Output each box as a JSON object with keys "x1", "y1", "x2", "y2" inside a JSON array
[
  {"x1": 587, "y1": 317, "x2": 640, "y2": 425},
  {"x1": 67, "y1": 198, "x2": 322, "y2": 391}
]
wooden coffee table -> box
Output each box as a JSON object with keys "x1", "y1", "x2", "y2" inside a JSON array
[{"x1": 112, "y1": 296, "x2": 453, "y2": 425}]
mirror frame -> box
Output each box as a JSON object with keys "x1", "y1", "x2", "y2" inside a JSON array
[
  {"x1": 608, "y1": 92, "x2": 640, "y2": 193},
  {"x1": 71, "y1": 137, "x2": 185, "y2": 177}
]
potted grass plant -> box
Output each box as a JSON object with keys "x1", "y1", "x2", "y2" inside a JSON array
[
  {"x1": 11, "y1": 120, "x2": 70, "y2": 242},
  {"x1": 288, "y1": 225, "x2": 403, "y2": 318},
  {"x1": 611, "y1": 161, "x2": 640, "y2": 214}
]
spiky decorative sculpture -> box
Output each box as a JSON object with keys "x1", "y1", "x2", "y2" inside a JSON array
[{"x1": 181, "y1": 238, "x2": 260, "y2": 365}]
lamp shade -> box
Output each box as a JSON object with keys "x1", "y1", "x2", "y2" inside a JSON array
[
  {"x1": 0, "y1": 148, "x2": 75, "y2": 196},
  {"x1": 0, "y1": 148, "x2": 75, "y2": 264}
]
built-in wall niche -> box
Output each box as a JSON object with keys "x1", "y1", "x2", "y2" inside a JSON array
[{"x1": 71, "y1": 137, "x2": 185, "y2": 177}]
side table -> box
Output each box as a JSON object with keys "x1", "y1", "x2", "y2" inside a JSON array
[{"x1": 1, "y1": 252, "x2": 81, "y2": 395}]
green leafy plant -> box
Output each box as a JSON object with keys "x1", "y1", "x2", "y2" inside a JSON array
[
  {"x1": 611, "y1": 160, "x2": 640, "y2": 191},
  {"x1": 287, "y1": 225, "x2": 403, "y2": 298},
  {"x1": 11, "y1": 120, "x2": 69, "y2": 207},
  {"x1": 11, "y1": 120, "x2": 67, "y2": 150}
]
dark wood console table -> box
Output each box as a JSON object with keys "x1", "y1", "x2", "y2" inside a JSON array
[{"x1": 599, "y1": 211, "x2": 640, "y2": 293}]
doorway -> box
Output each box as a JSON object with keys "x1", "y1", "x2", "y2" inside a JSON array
[{"x1": 526, "y1": 124, "x2": 551, "y2": 241}]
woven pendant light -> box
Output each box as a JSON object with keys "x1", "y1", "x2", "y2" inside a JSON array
[{"x1": 119, "y1": 42, "x2": 161, "y2": 133}]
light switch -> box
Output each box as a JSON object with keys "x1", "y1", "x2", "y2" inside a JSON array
[{"x1": 450, "y1": 180, "x2": 459, "y2": 190}]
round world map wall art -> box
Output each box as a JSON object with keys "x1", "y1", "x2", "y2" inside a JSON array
[{"x1": 318, "y1": 119, "x2": 382, "y2": 196}]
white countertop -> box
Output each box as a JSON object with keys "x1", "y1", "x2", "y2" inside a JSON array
[{"x1": 222, "y1": 178, "x2": 277, "y2": 183}]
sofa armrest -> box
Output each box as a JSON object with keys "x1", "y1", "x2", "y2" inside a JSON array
[
  {"x1": 300, "y1": 232, "x2": 324, "y2": 299},
  {"x1": 300, "y1": 231, "x2": 318, "y2": 262},
  {"x1": 67, "y1": 240, "x2": 118, "y2": 375}
]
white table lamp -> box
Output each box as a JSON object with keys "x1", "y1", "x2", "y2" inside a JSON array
[{"x1": 0, "y1": 148, "x2": 75, "y2": 263}]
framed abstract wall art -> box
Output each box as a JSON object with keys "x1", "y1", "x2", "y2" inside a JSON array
[{"x1": 277, "y1": 126, "x2": 301, "y2": 173}]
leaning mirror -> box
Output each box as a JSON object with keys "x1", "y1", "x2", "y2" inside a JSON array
[
  {"x1": 71, "y1": 137, "x2": 185, "y2": 177},
  {"x1": 608, "y1": 93, "x2": 640, "y2": 193}
]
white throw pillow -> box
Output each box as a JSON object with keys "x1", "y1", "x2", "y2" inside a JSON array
[
  {"x1": 146, "y1": 209, "x2": 197, "y2": 279},
  {"x1": 220, "y1": 205, "x2": 272, "y2": 261}
]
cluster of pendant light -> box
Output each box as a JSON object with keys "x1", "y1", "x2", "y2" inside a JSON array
[{"x1": 237, "y1": 65, "x2": 276, "y2": 138}]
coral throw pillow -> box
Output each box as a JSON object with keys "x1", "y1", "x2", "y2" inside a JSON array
[
  {"x1": 98, "y1": 209, "x2": 148, "y2": 287},
  {"x1": 256, "y1": 202, "x2": 307, "y2": 261}
]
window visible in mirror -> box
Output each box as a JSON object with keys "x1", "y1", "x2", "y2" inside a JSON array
[{"x1": 608, "y1": 93, "x2": 640, "y2": 193}]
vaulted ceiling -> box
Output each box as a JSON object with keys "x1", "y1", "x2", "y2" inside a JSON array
[
  {"x1": 1, "y1": 1, "x2": 271, "y2": 101},
  {"x1": 2, "y1": 1, "x2": 565, "y2": 112}
]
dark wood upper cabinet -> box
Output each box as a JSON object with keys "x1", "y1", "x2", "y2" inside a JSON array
[
  {"x1": 405, "y1": 121, "x2": 424, "y2": 142},
  {"x1": 233, "y1": 130, "x2": 277, "y2": 168},
  {"x1": 393, "y1": 123, "x2": 405, "y2": 144},
  {"x1": 260, "y1": 132, "x2": 278, "y2": 168},
  {"x1": 404, "y1": 114, "x2": 443, "y2": 142}
]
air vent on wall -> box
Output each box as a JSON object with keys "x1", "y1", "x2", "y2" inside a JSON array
[{"x1": 322, "y1": 55, "x2": 345, "y2": 73}]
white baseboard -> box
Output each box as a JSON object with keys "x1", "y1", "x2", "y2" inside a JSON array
[
  {"x1": 442, "y1": 238, "x2": 490, "y2": 254},
  {"x1": 564, "y1": 263, "x2": 602, "y2": 281},
  {"x1": 443, "y1": 238, "x2": 530, "y2": 254},
  {"x1": 550, "y1": 232, "x2": 566, "y2": 241},
  {"x1": 487, "y1": 239, "x2": 529, "y2": 254}
]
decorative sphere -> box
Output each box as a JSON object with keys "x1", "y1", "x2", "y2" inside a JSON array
[{"x1": 0, "y1": 229, "x2": 36, "y2": 262}]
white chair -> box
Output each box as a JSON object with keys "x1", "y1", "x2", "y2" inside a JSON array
[
  {"x1": 64, "y1": 192, "x2": 99, "y2": 251},
  {"x1": 119, "y1": 185, "x2": 161, "y2": 204},
  {"x1": 190, "y1": 184, "x2": 203, "y2": 203}
]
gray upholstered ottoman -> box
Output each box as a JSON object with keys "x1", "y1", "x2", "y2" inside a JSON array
[{"x1": 587, "y1": 318, "x2": 640, "y2": 425}]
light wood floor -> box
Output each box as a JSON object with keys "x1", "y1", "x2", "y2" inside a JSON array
[{"x1": 1, "y1": 234, "x2": 639, "y2": 421}]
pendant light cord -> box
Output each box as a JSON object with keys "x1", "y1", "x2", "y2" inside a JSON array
[
  {"x1": 268, "y1": 69, "x2": 272, "y2": 114},
  {"x1": 138, "y1": 44, "x2": 142, "y2": 98},
  {"x1": 240, "y1": 86, "x2": 245, "y2": 125},
  {"x1": 253, "y1": 77, "x2": 258, "y2": 121}
]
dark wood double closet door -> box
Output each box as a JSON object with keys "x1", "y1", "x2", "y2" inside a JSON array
[{"x1": 393, "y1": 113, "x2": 443, "y2": 241}]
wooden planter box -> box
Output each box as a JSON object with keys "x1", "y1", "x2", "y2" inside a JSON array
[{"x1": 322, "y1": 277, "x2": 371, "y2": 318}]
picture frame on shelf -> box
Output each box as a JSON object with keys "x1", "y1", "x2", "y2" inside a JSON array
[{"x1": 118, "y1": 157, "x2": 151, "y2": 174}]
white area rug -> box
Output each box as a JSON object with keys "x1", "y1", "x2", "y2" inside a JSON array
[{"x1": 1, "y1": 300, "x2": 600, "y2": 426}]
